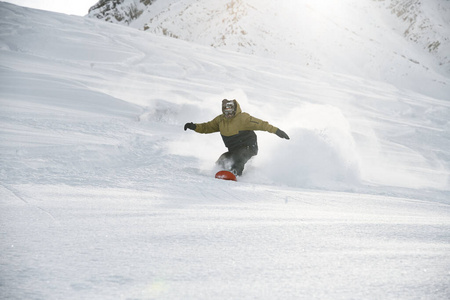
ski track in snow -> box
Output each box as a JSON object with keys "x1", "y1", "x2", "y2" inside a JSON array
[{"x1": 0, "y1": 2, "x2": 450, "y2": 300}]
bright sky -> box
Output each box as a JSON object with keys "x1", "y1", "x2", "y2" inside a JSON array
[{"x1": 3, "y1": 0, "x2": 97, "y2": 16}]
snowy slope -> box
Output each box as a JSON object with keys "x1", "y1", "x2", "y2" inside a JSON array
[
  {"x1": 87, "y1": 0, "x2": 450, "y2": 99},
  {"x1": 1, "y1": 2, "x2": 450, "y2": 299}
]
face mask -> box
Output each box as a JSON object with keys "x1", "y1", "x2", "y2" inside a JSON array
[{"x1": 222, "y1": 99, "x2": 236, "y2": 118}]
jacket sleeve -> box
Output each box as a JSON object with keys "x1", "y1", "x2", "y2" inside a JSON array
[
  {"x1": 242, "y1": 113, "x2": 278, "y2": 133},
  {"x1": 194, "y1": 115, "x2": 221, "y2": 133}
]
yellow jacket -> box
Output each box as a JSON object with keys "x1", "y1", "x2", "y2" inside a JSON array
[{"x1": 195, "y1": 100, "x2": 278, "y2": 151}]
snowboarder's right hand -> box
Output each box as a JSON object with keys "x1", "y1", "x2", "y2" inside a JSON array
[{"x1": 184, "y1": 122, "x2": 196, "y2": 131}]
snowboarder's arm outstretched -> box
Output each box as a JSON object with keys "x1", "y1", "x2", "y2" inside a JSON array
[
  {"x1": 184, "y1": 115, "x2": 221, "y2": 133},
  {"x1": 184, "y1": 113, "x2": 289, "y2": 139},
  {"x1": 242, "y1": 113, "x2": 290, "y2": 140}
]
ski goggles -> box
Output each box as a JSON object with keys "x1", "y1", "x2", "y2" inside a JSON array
[{"x1": 222, "y1": 99, "x2": 235, "y2": 117}]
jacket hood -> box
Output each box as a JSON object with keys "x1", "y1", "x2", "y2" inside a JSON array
[
  {"x1": 222, "y1": 99, "x2": 242, "y2": 118},
  {"x1": 234, "y1": 100, "x2": 242, "y2": 115}
]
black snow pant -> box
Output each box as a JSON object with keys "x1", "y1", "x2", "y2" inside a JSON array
[{"x1": 216, "y1": 144, "x2": 258, "y2": 176}]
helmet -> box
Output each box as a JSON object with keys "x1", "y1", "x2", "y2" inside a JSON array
[{"x1": 222, "y1": 99, "x2": 236, "y2": 119}]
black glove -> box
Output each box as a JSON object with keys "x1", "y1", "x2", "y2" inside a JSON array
[
  {"x1": 184, "y1": 122, "x2": 196, "y2": 131},
  {"x1": 275, "y1": 129, "x2": 290, "y2": 140}
]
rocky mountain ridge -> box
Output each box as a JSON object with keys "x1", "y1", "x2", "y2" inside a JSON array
[
  {"x1": 88, "y1": 0, "x2": 448, "y2": 67},
  {"x1": 87, "y1": 0, "x2": 450, "y2": 98},
  {"x1": 385, "y1": 0, "x2": 449, "y2": 66}
]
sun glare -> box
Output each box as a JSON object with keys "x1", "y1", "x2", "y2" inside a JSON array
[{"x1": 282, "y1": 0, "x2": 352, "y2": 20}]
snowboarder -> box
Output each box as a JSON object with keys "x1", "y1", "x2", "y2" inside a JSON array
[{"x1": 184, "y1": 99, "x2": 290, "y2": 176}]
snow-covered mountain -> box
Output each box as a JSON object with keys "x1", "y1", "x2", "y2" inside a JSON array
[
  {"x1": 87, "y1": 0, "x2": 450, "y2": 99},
  {"x1": 1, "y1": 2, "x2": 450, "y2": 299},
  {"x1": 387, "y1": 0, "x2": 450, "y2": 60}
]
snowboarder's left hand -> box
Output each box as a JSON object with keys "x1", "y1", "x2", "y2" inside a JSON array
[{"x1": 276, "y1": 129, "x2": 290, "y2": 140}]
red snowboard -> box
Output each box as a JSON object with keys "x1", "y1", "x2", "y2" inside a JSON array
[{"x1": 215, "y1": 170, "x2": 237, "y2": 181}]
